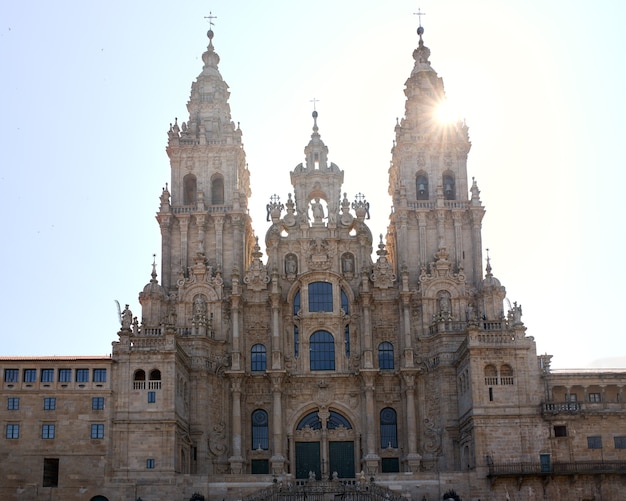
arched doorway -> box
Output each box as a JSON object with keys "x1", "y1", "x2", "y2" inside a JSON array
[
  {"x1": 294, "y1": 409, "x2": 355, "y2": 479},
  {"x1": 90, "y1": 496, "x2": 109, "y2": 501}
]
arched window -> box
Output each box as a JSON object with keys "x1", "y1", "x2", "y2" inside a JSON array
[
  {"x1": 484, "y1": 365, "x2": 497, "y2": 385},
  {"x1": 500, "y1": 364, "x2": 514, "y2": 385},
  {"x1": 211, "y1": 175, "x2": 224, "y2": 205},
  {"x1": 293, "y1": 290, "x2": 301, "y2": 315},
  {"x1": 183, "y1": 174, "x2": 197, "y2": 205},
  {"x1": 297, "y1": 411, "x2": 322, "y2": 430},
  {"x1": 416, "y1": 173, "x2": 429, "y2": 200},
  {"x1": 133, "y1": 370, "x2": 145, "y2": 381},
  {"x1": 443, "y1": 174, "x2": 456, "y2": 200},
  {"x1": 251, "y1": 409, "x2": 269, "y2": 450},
  {"x1": 149, "y1": 369, "x2": 161, "y2": 380},
  {"x1": 310, "y1": 330, "x2": 335, "y2": 370},
  {"x1": 378, "y1": 342, "x2": 394, "y2": 370},
  {"x1": 251, "y1": 344, "x2": 266, "y2": 372},
  {"x1": 327, "y1": 411, "x2": 352, "y2": 430},
  {"x1": 341, "y1": 290, "x2": 349, "y2": 314},
  {"x1": 293, "y1": 290, "x2": 300, "y2": 358},
  {"x1": 308, "y1": 282, "x2": 333, "y2": 312},
  {"x1": 380, "y1": 408, "x2": 398, "y2": 448}
]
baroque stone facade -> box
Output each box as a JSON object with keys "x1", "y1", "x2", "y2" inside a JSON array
[{"x1": 1, "y1": 23, "x2": 626, "y2": 501}]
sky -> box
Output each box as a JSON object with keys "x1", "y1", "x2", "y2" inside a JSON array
[{"x1": 1, "y1": 1, "x2": 625, "y2": 369}]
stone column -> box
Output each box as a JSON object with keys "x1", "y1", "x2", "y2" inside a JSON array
[
  {"x1": 228, "y1": 375, "x2": 244, "y2": 474},
  {"x1": 361, "y1": 275, "x2": 373, "y2": 368},
  {"x1": 195, "y1": 214, "x2": 206, "y2": 254},
  {"x1": 402, "y1": 371, "x2": 421, "y2": 472},
  {"x1": 318, "y1": 408, "x2": 330, "y2": 479},
  {"x1": 230, "y1": 271, "x2": 241, "y2": 371},
  {"x1": 270, "y1": 291, "x2": 282, "y2": 370},
  {"x1": 213, "y1": 215, "x2": 225, "y2": 270},
  {"x1": 269, "y1": 373, "x2": 286, "y2": 474},
  {"x1": 361, "y1": 371, "x2": 380, "y2": 474},
  {"x1": 157, "y1": 214, "x2": 172, "y2": 289},
  {"x1": 179, "y1": 214, "x2": 190, "y2": 274}
]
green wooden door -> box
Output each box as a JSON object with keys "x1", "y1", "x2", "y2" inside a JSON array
[
  {"x1": 295, "y1": 442, "x2": 321, "y2": 479},
  {"x1": 329, "y1": 441, "x2": 354, "y2": 478}
]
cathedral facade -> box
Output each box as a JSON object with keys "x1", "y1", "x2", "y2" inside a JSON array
[{"x1": 2, "y1": 22, "x2": 626, "y2": 501}]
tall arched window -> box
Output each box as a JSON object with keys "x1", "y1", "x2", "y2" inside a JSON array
[
  {"x1": 416, "y1": 173, "x2": 429, "y2": 200},
  {"x1": 378, "y1": 342, "x2": 394, "y2": 370},
  {"x1": 380, "y1": 408, "x2": 398, "y2": 448},
  {"x1": 310, "y1": 330, "x2": 335, "y2": 370},
  {"x1": 211, "y1": 175, "x2": 224, "y2": 204},
  {"x1": 183, "y1": 174, "x2": 197, "y2": 205},
  {"x1": 251, "y1": 344, "x2": 266, "y2": 372},
  {"x1": 251, "y1": 409, "x2": 269, "y2": 450},
  {"x1": 443, "y1": 174, "x2": 456, "y2": 200}
]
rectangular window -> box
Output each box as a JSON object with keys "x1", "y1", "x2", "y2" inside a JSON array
[
  {"x1": 554, "y1": 425, "x2": 567, "y2": 437},
  {"x1": 92, "y1": 397, "x2": 104, "y2": 410},
  {"x1": 23, "y1": 369, "x2": 37, "y2": 382},
  {"x1": 4, "y1": 369, "x2": 19, "y2": 383},
  {"x1": 43, "y1": 458, "x2": 59, "y2": 487},
  {"x1": 146, "y1": 458, "x2": 155, "y2": 469},
  {"x1": 93, "y1": 369, "x2": 107, "y2": 383},
  {"x1": 148, "y1": 391, "x2": 156, "y2": 403},
  {"x1": 308, "y1": 282, "x2": 333, "y2": 312},
  {"x1": 587, "y1": 436, "x2": 602, "y2": 449},
  {"x1": 567, "y1": 393, "x2": 577, "y2": 402},
  {"x1": 41, "y1": 369, "x2": 54, "y2": 382},
  {"x1": 8, "y1": 397, "x2": 19, "y2": 410},
  {"x1": 589, "y1": 393, "x2": 601, "y2": 403},
  {"x1": 614, "y1": 436, "x2": 626, "y2": 449},
  {"x1": 42, "y1": 424, "x2": 55, "y2": 439},
  {"x1": 44, "y1": 397, "x2": 56, "y2": 410},
  {"x1": 381, "y1": 457, "x2": 400, "y2": 473},
  {"x1": 58, "y1": 369, "x2": 71, "y2": 382},
  {"x1": 251, "y1": 459, "x2": 269, "y2": 474},
  {"x1": 76, "y1": 369, "x2": 89, "y2": 382},
  {"x1": 91, "y1": 423, "x2": 104, "y2": 439},
  {"x1": 6, "y1": 424, "x2": 19, "y2": 439}
]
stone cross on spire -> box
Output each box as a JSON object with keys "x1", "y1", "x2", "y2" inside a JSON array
[
  {"x1": 413, "y1": 8, "x2": 426, "y2": 27},
  {"x1": 204, "y1": 11, "x2": 217, "y2": 28}
]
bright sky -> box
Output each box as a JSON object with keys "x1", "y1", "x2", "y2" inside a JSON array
[{"x1": 1, "y1": 1, "x2": 625, "y2": 368}]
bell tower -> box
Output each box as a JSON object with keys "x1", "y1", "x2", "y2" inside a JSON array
[
  {"x1": 157, "y1": 27, "x2": 253, "y2": 293},
  {"x1": 387, "y1": 24, "x2": 485, "y2": 289}
]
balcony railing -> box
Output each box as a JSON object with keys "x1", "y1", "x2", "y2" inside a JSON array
[
  {"x1": 542, "y1": 401, "x2": 582, "y2": 414},
  {"x1": 488, "y1": 460, "x2": 626, "y2": 478}
]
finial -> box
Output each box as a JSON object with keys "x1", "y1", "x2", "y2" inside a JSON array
[
  {"x1": 414, "y1": 8, "x2": 426, "y2": 38},
  {"x1": 310, "y1": 98, "x2": 320, "y2": 130},
  {"x1": 485, "y1": 248, "x2": 492, "y2": 277},
  {"x1": 151, "y1": 254, "x2": 158, "y2": 282},
  {"x1": 205, "y1": 11, "x2": 217, "y2": 39}
]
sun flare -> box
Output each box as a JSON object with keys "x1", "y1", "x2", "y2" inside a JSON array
[{"x1": 435, "y1": 99, "x2": 459, "y2": 124}]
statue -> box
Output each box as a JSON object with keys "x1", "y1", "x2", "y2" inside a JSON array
[
  {"x1": 121, "y1": 304, "x2": 132, "y2": 330},
  {"x1": 285, "y1": 254, "x2": 297, "y2": 275},
  {"x1": 342, "y1": 254, "x2": 354, "y2": 273},
  {"x1": 311, "y1": 198, "x2": 324, "y2": 222}
]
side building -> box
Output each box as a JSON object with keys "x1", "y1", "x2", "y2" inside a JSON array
[{"x1": 2, "y1": 22, "x2": 626, "y2": 501}]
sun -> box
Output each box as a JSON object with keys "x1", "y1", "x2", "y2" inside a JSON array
[{"x1": 435, "y1": 98, "x2": 459, "y2": 124}]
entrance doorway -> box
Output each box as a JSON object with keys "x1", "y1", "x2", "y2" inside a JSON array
[{"x1": 293, "y1": 409, "x2": 355, "y2": 479}]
